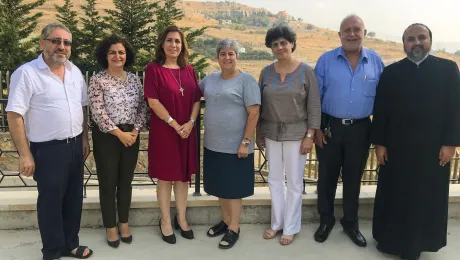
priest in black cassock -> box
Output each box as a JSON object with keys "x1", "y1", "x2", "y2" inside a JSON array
[{"x1": 371, "y1": 23, "x2": 460, "y2": 260}]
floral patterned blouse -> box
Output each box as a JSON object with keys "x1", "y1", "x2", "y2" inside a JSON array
[{"x1": 88, "y1": 71, "x2": 147, "y2": 133}]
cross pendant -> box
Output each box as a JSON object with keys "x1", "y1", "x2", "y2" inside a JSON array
[{"x1": 180, "y1": 87, "x2": 184, "y2": 96}]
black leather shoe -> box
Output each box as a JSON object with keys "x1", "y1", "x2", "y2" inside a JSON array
[
  {"x1": 106, "y1": 228, "x2": 120, "y2": 248},
  {"x1": 343, "y1": 227, "x2": 367, "y2": 247},
  {"x1": 207, "y1": 220, "x2": 228, "y2": 237},
  {"x1": 159, "y1": 218, "x2": 176, "y2": 244},
  {"x1": 174, "y1": 215, "x2": 194, "y2": 239},
  {"x1": 314, "y1": 222, "x2": 335, "y2": 243},
  {"x1": 401, "y1": 251, "x2": 421, "y2": 260}
]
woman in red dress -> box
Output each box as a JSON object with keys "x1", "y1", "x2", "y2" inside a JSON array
[{"x1": 144, "y1": 26, "x2": 201, "y2": 244}]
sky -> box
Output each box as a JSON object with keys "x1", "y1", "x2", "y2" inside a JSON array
[{"x1": 203, "y1": 0, "x2": 460, "y2": 52}]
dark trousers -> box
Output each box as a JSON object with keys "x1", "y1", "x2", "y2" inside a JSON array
[
  {"x1": 30, "y1": 134, "x2": 84, "y2": 260},
  {"x1": 92, "y1": 127, "x2": 139, "y2": 228},
  {"x1": 316, "y1": 115, "x2": 371, "y2": 228}
]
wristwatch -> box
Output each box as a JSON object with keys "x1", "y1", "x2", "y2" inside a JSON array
[
  {"x1": 190, "y1": 118, "x2": 196, "y2": 126},
  {"x1": 241, "y1": 139, "x2": 250, "y2": 147},
  {"x1": 305, "y1": 133, "x2": 314, "y2": 139}
]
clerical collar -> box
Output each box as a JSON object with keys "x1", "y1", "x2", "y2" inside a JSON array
[{"x1": 408, "y1": 53, "x2": 429, "y2": 66}]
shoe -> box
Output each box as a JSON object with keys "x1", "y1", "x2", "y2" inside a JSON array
[
  {"x1": 314, "y1": 221, "x2": 335, "y2": 243},
  {"x1": 174, "y1": 215, "x2": 194, "y2": 239},
  {"x1": 106, "y1": 228, "x2": 120, "y2": 248},
  {"x1": 343, "y1": 227, "x2": 367, "y2": 247},
  {"x1": 207, "y1": 220, "x2": 228, "y2": 237},
  {"x1": 401, "y1": 251, "x2": 421, "y2": 260},
  {"x1": 159, "y1": 218, "x2": 176, "y2": 244},
  {"x1": 118, "y1": 223, "x2": 133, "y2": 244},
  {"x1": 218, "y1": 229, "x2": 240, "y2": 249}
]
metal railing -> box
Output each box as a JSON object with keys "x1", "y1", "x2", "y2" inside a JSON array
[{"x1": 1, "y1": 71, "x2": 459, "y2": 196}]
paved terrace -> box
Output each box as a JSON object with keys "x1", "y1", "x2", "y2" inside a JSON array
[{"x1": 1, "y1": 186, "x2": 460, "y2": 259}]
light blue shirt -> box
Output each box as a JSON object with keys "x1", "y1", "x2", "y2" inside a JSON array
[{"x1": 314, "y1": 47, "x2": 385, "y2": 119}]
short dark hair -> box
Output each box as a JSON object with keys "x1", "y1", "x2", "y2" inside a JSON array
[
  {"x1": 154, "y1": 25, "x2": 189, "y2": 68},
  {"x1": 265, "y1": 25, "x2": 297, "y2": 52},
  {"x1": 402, "y1": 23, "x2": 433, "y2": 43},
  {"x1": 95, "y1": 34, "x2": 135, "y2": 69}
]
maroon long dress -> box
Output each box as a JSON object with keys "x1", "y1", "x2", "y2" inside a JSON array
[{"x1": 144, "y1": 62, "x2": 201, "y2": 181}]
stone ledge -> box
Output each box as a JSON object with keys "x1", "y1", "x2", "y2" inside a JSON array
[
  {"x1": 1, "y1": 185, "x2": 460, "y2": 230},
  {"x1": 2, "y1": 185, "x2": 460, "y2": 211}
]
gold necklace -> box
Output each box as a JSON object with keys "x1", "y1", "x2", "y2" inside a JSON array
[{"x1": 168, "y1": 68, "x2": 183, "y2": 96}]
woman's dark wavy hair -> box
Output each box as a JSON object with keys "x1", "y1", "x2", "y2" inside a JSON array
[
  {"x1": 95, "y1": 34, "x2": 135, "y2": 69},
  {"x1": 154, "y1": 25, "x2": 189, "y2": 68},
  {"x1": 265, "y1": 24, "x2": 297, "y2": 53}
]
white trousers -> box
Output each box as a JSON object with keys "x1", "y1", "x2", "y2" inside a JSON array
[{"x1": 265, "y1": 138, "x2": 306, "y2": 235}]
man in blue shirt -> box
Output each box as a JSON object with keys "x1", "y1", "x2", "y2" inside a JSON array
[{"x1": 313, "y1": 15, "x2": 385, "y2": 247}]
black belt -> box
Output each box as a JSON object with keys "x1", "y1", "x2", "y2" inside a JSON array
[
  {"x1": 117, "y1": 124, "x2": 134, "y2": 132},
  {"x1": 31, "y1": 133, "x2": 82, "y2": 146},
  {"x1": 328, "y1": 115, "x2": 370, "y2": 126}
]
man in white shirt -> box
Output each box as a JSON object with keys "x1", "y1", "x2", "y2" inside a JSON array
[{"x1": 6, "y1": 23, "x2": 93, "y2": 260}]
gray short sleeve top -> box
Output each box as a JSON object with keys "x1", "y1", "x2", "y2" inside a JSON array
[{"x1": 199, "y1": 71, "x2": 261, "y2": 154}]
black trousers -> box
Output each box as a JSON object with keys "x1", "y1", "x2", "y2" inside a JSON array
[
  {"x1": 316, "y1": 115, "x2": 371, "y2": 228},
  {"x1": 30, "y1": 134, "x2": 84, "y2": 260},
  {"x1": 92, "y1": 127, "x2": 139, "y2": 228}
]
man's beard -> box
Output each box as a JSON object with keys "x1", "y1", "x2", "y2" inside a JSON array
[
  {"x1": 45, "y1": 50, "x2": 68, "y2": 64},
  {"x1": 406, "y1": 44, "x2": 430, "y2": 62}
]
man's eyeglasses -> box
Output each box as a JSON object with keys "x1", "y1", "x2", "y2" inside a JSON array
[{"x1": 44, "y1": 38, "x2": 72, "y2": 47}]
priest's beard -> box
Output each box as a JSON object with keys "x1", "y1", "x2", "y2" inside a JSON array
[{"x1": 405, "y1": 44, "x2": 430, "y2": 63}]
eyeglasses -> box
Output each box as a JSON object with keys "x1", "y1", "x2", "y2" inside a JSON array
[{"x1": 44, "y1": 38, "x2": 72, "y2": 47}]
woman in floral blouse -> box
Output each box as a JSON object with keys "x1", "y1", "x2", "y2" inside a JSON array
[{"x1": 88, "y1": 34, "x2": 147, "y2": 248}]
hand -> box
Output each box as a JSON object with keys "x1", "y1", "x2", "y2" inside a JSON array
[
  {"x1": 375, "y1": 145, "x2": 388, "y2": 166},
  {"x1": 439, "y1": 146, "x2": 456, "y2": 166},
  {"x1": 314, "y1": 129, "x2": 327, "y2": 148},
  {"x1": 83, "y1": 136, "x2": 90, "y2": 161},
  {"x1": 130, "y1": 129, "x2": 139, "y2": 139},
  {"x1": 179, "y1": 121, "x2": 194, "y2": 139},
  {"x1": 256, "y1": 135, "x2": 265, "y2": 152},
  {"x1": 300, "y1": 137, "x2": 313, "y2": 155},
  {"x1": 19, "y1": 154, "x2": 35, "y2": 177},
  {"x1": 238, "y1": 144, "x2": 249, "y2": 158},
  {"x1": 117, "y1": 132, "x2": 136, "y2": 147}
]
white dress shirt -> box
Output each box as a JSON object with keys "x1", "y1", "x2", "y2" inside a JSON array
[{"x1": 6, "y1": 54, "x2": 88, "y2": 142}]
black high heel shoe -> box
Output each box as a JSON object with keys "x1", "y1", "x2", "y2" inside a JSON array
[
  {"x1": 106, "y1": 228, "x2": 120, "y2": 248},
  {"x1": 117, "y1": 222, "x2": 133, "y2": 244},
  {"x1": 174, "y1": 215, "x2": 194, "y2": 239},
  {"x1": 159, "y1": 218, "x2": 176, "y2": 244}
]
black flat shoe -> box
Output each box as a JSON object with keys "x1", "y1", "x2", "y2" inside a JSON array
[
  {"x1": 106, "y1": 228, "x2": 120, "y2": 248},
  {"x1": 343, "y1": 227, "x2": 367, "y2": 247},
  {"x1": 207, "y1": 220, "x2": 228, "y2": 237},
  {"x1": 159, "y1": 218, "x2": 176, "y2": 244},
  {"x1": 117, "y1": 223, "x2": 133, "y2": 244},
  {"x1": 174, "y1": 215, "x2": 194, "y2": 239},
  {"x1": 219, "y1": 229, "x2": 240, "y2": 249},
  {"x1": 314, "y1": 222, "x2": 335, "y2": 243}
]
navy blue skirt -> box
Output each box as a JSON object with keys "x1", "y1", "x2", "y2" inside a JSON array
[{"x1": 203, "y1": 148, "x2": 255, "y2": 199}]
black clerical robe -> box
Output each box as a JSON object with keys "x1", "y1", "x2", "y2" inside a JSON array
[{"x1": 371, "y1": 55, "x2": 460, "y2": 256}]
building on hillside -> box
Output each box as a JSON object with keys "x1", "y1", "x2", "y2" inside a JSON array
[
  {"x1": 219, "y1": 19, "x2": 232, "y2": 25},
  {"x1": 239, "y1": 47, "x2": 246, "y2": 53}
]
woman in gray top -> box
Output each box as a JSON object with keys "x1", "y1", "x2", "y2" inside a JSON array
[
  {"x1": 256, "y1": 25, "x2": 321, "y2": 245},
  {"x1": 199, "y1": 39, "x2": 261, "y2": 249}
]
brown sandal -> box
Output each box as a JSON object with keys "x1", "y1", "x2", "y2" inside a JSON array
[
  {"x1": 263, "y1": 229, "x2": 280, "y2": 239},
  {"x1": 280, "y1": 234, "x2": 294, "y2": 245}
]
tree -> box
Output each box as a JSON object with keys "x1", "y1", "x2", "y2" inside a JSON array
[
  {"x1": 0, "y1": 0, "x2": 46, "y2": 71},
  {"x1": 55, "y1": 0, "x2": 84, "y2": 67},
  {"x1": 104, "y1": 0, "x2": 158, "y2": 53},
  {"x1": 368, "y1": 31, "x2": 376, "y2": 38},
  {"x1": 79, "y1": 0, "x2": 107, "y2": 71}
]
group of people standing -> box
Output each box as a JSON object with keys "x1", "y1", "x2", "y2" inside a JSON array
[{"x1": 5, "y1": 13, "x2": 460, "y2": 260}]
